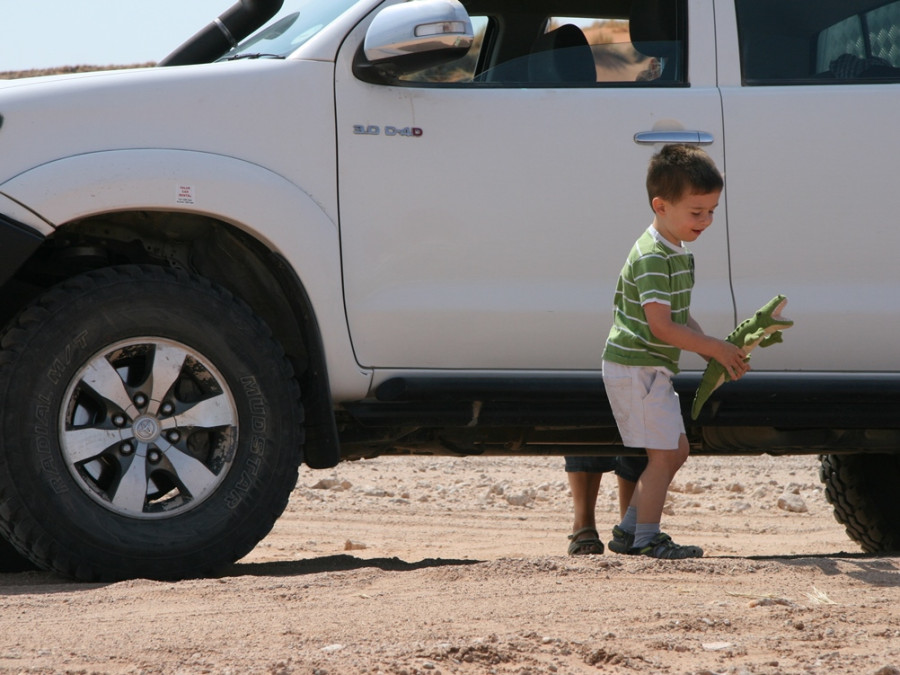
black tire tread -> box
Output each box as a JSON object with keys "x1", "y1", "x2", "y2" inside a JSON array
[
  {"x1": 0, "y1": 265, "x2": 304, "y2": 581},
  {"x1": 819, "y1": 453, "x2": 900, "y2": 553}
]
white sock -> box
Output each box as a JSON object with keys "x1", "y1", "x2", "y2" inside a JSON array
[
  {"x1": 619, "y1": 506, "x2": 637, "y2": 533},
  {"x1": 633, "y1": 523, "x2": 661, "y2": 549}
]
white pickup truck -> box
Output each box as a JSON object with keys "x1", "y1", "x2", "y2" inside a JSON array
[{"x1": 1, "y1": 0, "x2": 898, "y2": 580}]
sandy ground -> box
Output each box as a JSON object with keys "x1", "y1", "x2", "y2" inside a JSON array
[{"x1": 1, "y1": 453, "x2": 899, "y2": 675}]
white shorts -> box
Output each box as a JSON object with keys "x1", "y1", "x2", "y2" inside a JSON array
[{"x1": 602, "y1": 360, "x2": 685, "y2": 451}]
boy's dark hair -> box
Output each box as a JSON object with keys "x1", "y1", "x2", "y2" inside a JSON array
[{"x1": 646, "y1": 144, "x2": 723, "y2": 206}]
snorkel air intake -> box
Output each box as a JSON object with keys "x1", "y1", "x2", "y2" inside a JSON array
[{"x1": 158, "y1": 0, "x2": 284, "y2": 66}]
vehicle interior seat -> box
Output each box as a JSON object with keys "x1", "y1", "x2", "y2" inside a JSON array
[{"x1": 528, "y1": 24, "x2": 596, "y2": 83}]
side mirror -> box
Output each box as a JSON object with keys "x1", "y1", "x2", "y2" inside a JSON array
[{"x1": 357, "y1": 0, "x2": 474, "y2": 80}]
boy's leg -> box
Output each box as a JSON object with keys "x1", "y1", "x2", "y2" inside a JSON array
[
  {"x1": 633, "y1": 437, "x2": 689, "y2": 530},
  {"x1": 629, "y1": 434, "x2": 703, "y2": 558},
  {"x1": 608, "y1": 455, "x2": 646, "y2": 553},
  {"x1": 607, "y1": 476, "x2": 639, "y2": 553},
  {"x1": 603, "y1": 363, "x2": 698, "y2": 557},
  {"x1": 614, "y1": 454, "x2": 646, "y2": 518}
]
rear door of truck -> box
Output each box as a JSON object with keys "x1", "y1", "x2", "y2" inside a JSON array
[{"x1": 716, "y1": 0, "x2": 900, "y2": 372}]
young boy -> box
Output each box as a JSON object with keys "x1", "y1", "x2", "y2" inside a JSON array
[{"x1": 602, "y1": 144, "x2": 749, "y2": 559}]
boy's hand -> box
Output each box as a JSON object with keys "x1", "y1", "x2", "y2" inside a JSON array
[
  {"x1": 711, "y1": 340, "x2": 750, "y2": 380},
  {"x1": 644, "y1": 304, "x2": 751, "y2": 380}
]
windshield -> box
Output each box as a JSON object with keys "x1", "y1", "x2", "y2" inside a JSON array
[{"x1": 219, "y1": 0, "x2": 361, "y2": 60}]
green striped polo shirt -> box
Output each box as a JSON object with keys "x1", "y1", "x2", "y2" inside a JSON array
[{"x1": 601, "y1": 226, "x2": 694, "y2": 373}]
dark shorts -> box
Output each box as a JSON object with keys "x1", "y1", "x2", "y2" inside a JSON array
[{"x1": 564, "y1": 455, "x2": 647, "y2": 483}]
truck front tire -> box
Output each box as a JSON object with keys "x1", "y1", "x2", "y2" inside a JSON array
[
  {"x1": 0, "y1": 266, "x2": 304, "y2": 580},
  {"x1": 0, "y1": 535, "x2": 36, "y2": 572}
]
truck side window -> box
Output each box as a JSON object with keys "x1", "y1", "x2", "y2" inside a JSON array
[
  {"x1": 737, "y1": 0, "x2": 900, "y2": 84},
  {"x1": 393, "y1": 0, "x2": 687, "y2": 87}
]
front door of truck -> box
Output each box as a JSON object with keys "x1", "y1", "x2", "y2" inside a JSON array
[{"x1": 336, "y1": 0, "x2": 729, "y2": 371}]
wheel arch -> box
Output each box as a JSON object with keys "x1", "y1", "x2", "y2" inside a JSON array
[{"x1": 1, "y1": 150, "x2": 366, "y2": 468}]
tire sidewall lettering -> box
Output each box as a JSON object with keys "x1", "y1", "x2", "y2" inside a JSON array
[
  {"x1": 45, "y1": 330, "x2": 89, "y2": 385},
  {"x1": 33, "y1": 330, "x2": 94, "y2": 493},
  {"x1": 33, "y1": 393, "x2": 68, "y2": 495},
  {"x1": 225, "y1": 375, "x2": 271, "y2": 510}
]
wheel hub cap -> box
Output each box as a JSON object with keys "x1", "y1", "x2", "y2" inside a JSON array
[
  {"x1": 60, "y1": 338, "x2": 238, "y2": 519},
  {"x1": 132, "y1": 415, "x2": 161, "y2": 443}
]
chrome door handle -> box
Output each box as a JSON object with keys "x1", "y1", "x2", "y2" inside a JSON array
[{"x1": 633, "y1": 130, "x2": 714, "y2": 145}]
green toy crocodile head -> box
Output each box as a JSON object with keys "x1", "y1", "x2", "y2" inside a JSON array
[{"x1": 690, "y1": 295, "x2": 794, "y2": 420}]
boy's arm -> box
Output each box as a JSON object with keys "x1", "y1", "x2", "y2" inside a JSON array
[
  {"x1": 686, "y1": 313, "x2": 704, "y2": 335},
  {"x1": 686, "y1": 315, "x2": 712, "y2": 363},
  {"x1": 644, "y1": 302, "x2": 749, "y2": 380}
]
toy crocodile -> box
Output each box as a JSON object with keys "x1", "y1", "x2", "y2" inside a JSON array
[{"x1": 691, "y1": 295, "x2": 794, "y2": 420}]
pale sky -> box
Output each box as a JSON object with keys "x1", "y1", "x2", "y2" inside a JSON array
[{"x1": 2, "y1": 1, "x2": 297, "y2": 72}]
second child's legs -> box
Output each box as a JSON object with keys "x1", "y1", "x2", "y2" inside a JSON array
[
  {"x1": 565, "y1": 456, "x2": 616, "y2": 555},
  {"x1": 568, "y1": 471, "x2": 603, "y2": 536},
  {"x1": 566, "y1": 455, "x2": 645, "y2": 555}
]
